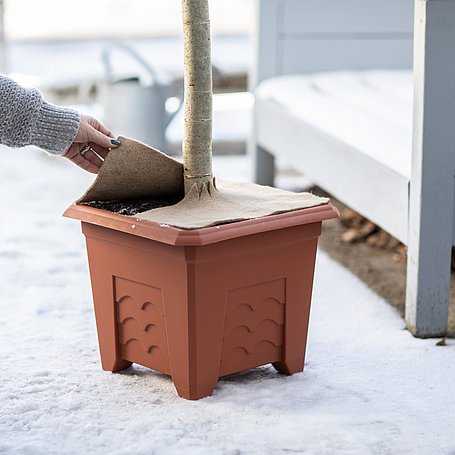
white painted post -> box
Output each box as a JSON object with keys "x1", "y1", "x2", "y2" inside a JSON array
[
  {"x1": 250, "y1": 0, "x2": 281, "y2": 89},
  {"x1": 0, "y1": 0, "x2": 6, "y2": 73},
  {"x1": 406, "y1": 0, "x2": 455, "y2": 337},
  {"x1": 251, "y1": 0, "x2": 282, "y2": 185},
  {"x1": 254, "y1": 144, "x2": 276, "y2": 186}
]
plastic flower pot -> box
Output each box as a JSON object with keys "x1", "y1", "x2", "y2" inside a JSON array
[{"x1": 64, "y1": 202, "x2": 338, "y2": 400}]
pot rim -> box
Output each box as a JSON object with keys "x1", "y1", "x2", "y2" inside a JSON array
[{"x1": 64, "y1": 202, "x2": 339, "y2": 246}]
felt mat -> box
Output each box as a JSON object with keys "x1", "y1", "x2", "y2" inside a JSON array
[
  {"x1": 78, "y1": 137, "x2": 184, "y2": 203},
  {"x1": 78, "y1": 136, "x2": 329, "y2": 229}
]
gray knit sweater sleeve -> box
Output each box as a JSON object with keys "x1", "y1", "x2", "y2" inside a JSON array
[{"x1": 0, "y1": 75, "x2": 81, "y2": 155}]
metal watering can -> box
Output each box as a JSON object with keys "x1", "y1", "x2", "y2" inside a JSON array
[{"x1": 99, "y1": 42, "x2": 183, "y2": 151}]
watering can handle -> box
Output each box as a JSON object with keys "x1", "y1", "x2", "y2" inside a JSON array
[{"x1": 101, "y1": 42, "x2": 159, "y2": 85}]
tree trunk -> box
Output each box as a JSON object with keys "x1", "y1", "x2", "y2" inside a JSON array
[{"x1": 181, "y1": 0, "x2": 213, "y2": 194}]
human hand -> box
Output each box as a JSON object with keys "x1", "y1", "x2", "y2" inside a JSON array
[{"x1": 63, "y1": 115, "x2": 121, "y2": 173}]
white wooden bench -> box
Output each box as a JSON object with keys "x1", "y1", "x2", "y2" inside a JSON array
[{"x1": 252, "y1": 0, "x2": 455, "y2": 337}]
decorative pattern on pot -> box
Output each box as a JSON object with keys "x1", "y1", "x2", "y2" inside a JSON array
[
  {"x1": 220, "y1": 279, "x2": 285, "y2": 377},
  {"x1": 114, "y1": 277, "x2": 170, "y2": 375}
]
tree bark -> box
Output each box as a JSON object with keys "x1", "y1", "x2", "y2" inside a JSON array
[{"x1": 181, "y1": 0, "x2": 213, "y2": 194}]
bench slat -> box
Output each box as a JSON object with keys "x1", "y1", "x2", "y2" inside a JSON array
[
  {"x1": 257, "y1": 71, "x2": 412, "y2": 180},
  {"x1": 256, "y1": 97, "x2": 410, "y2": 243}
]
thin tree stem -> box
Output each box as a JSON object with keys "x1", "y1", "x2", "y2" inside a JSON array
[{"x1": 181, "y1": 0, "x2": 213, "y2": 193}]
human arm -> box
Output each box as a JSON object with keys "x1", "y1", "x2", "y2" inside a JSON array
[
  {"x1": 0, "y1": 75, "x2": 80, "y2": 153},
  {"x1": 0, "y1": 75, "x2": 120, "y2": 172}
]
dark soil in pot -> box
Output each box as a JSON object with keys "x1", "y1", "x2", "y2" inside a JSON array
[{"x1": 83, "y1": 194, "x2": 183, "y2": 216}]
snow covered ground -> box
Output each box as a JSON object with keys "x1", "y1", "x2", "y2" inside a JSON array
[{"x1": 0, "y1": 146, "x2": 454, "y2": 455}]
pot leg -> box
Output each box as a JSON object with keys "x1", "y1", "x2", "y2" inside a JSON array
[
  {"x1": 92, "y1": 274, "x2": 132, "y2": 373},
  {"x1": 102, "y1": 357, "x2": 132, "y2": 373},
  {"x1": 85, "y1": 236, "x2": 132, "y2": 373},
  {"x1": 172, "y1": 379, "x2": 219, "y2": 401},
  {"x1": 165, "y1": 320, "x2": 220, "y2": 400},
  {"x1": 163, "y1": 262, "x2": 225, "y2": 400},
  {"x1": 272, "y1": 358, "x2": 304, "y2": 375},
  {"x1": 274, "y1": 237, "x2": 319, "y2": 377}
]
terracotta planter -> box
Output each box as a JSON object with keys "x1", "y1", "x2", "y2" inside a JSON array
[{"x1": 64, "y1": 203, "x2": 338, "y2": 400}]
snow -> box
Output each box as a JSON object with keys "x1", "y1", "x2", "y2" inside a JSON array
[{"x1": 0, "y1": 146, "x2": 454, "y2": 454}]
